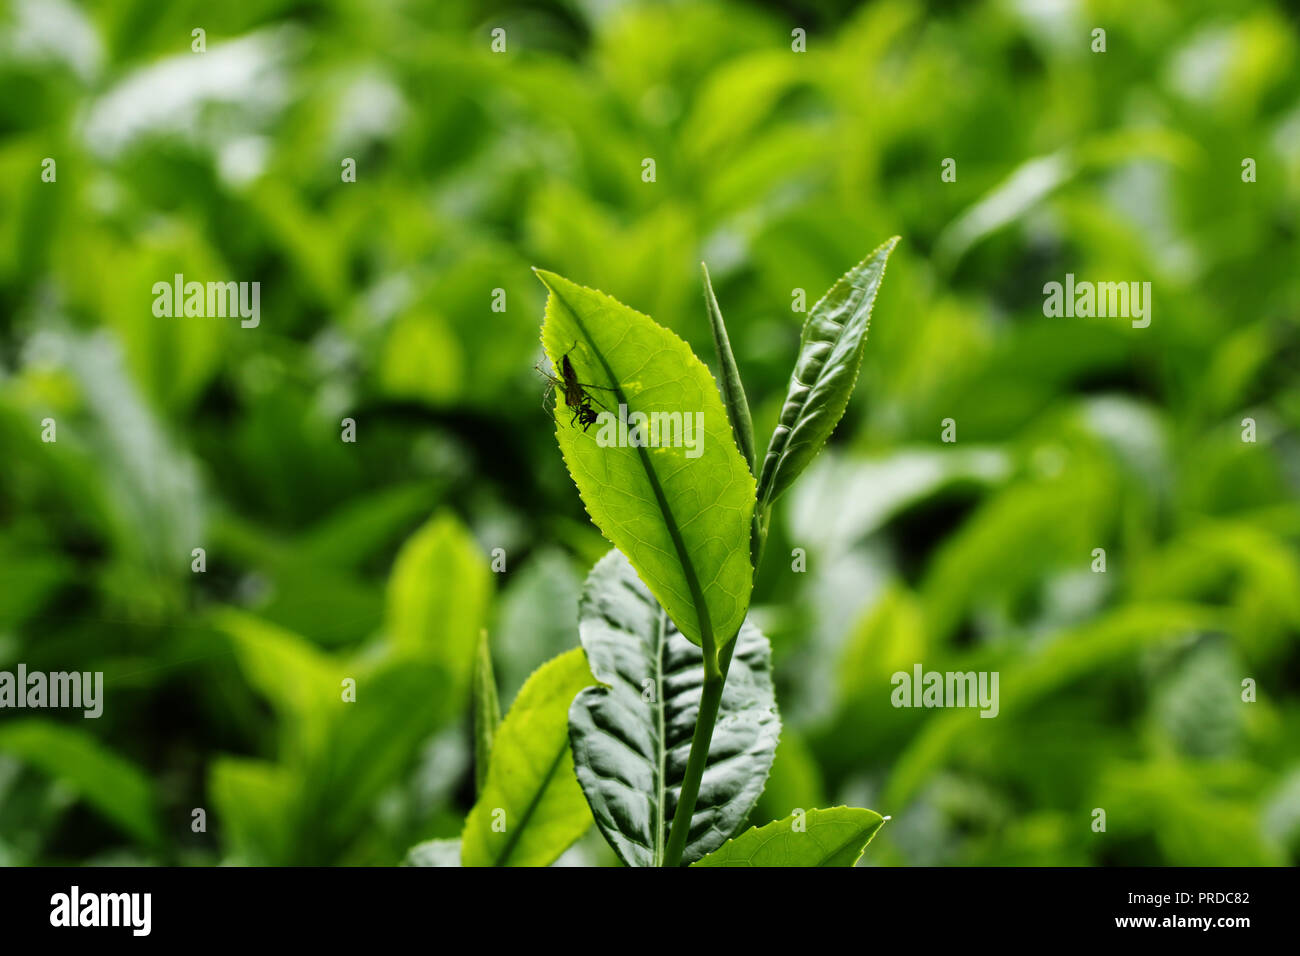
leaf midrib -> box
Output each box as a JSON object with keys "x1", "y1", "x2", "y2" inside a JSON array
[
  {"x1": 759, "y1": 306, "x2": 849, "y2": 511},
  {"x1": 491, "y1": 742, "x2": 569, "y2": 867},
  {"x1": 816, "y1": 823, "x2": 880, "y2": 867}
]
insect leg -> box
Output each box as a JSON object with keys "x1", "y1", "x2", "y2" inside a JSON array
[{"x1": 583, "y1": 391, "x2": 611, "y2": 412}]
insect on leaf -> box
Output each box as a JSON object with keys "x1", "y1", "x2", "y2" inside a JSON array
[{"x1": 535, "y1": 269, "x2": 756, "y2": 654}]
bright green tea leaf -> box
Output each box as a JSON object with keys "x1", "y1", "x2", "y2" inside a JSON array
[
  {"x1": 209, "y1": 758, "x2": 298, "y2": 865},
  {"x1": 692, "y1": 806, "x2": 885, "y2": 867},
  {"x1": 385, "y1": 511, "x2": 490, "y2": 699},
  {"x1": 536, "y1": 269, "x2": 755, "y2": 652},
  {"x1": 380, "y1": 311, "x2": 463, "y2": 405},
  {"x1": 568, "y1": 550, "x2": 779, "y2": 866},
  {"x1": 757, "y1": 237, "x2": 898, "y2": 512},
  {"x1": 214, "y1": 609, "x2": 340, "y2": 761},
  {"x1": 461, "y1": 648, "x2": 596, "y2": 866}
]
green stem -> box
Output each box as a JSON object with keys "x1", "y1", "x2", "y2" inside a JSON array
[
  {"x1": 662, "y1": 271, "x2": 772, "y2": 867},
  {"x1": 663, "y1": 502, "x2": 770, "y2": 867},
  {"x1": 751, "y1": 504, "x2": 769, "y2": 571},
  {"x1": 663, "y1": 638, "x2": 737, "y2": 867}
]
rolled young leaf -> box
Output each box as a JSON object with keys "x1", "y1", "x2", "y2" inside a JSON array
[
  {"x1": 691, "y1": 806, "x2": 885, "y2": 867},
  {"x1": 701, "y1": 262, "x2": 757, "y2": 476},
  {"x1": 536, "y1": 269, "x2": 756, "y2": 654},
  {"x1": 756, "y1": 237, "x2": 899, "y2": 512},
  {"x1": 461, "y1": 648, "x2": 596, "y2": 866},
  {"x1": 568, "y1": 550, "x2": 779, "y2": 866}
]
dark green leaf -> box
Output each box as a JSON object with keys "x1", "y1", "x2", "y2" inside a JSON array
[
  {"x1": 756, "y1": 238, "x2": 898, "y2": 512},
  {"x1": 568, "y1": 550, "x2": 780, "y2": 866}
]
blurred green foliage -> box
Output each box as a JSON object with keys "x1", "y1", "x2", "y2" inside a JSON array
[{"x1": 1, "y1": 0, "x2": 1298, "y2": 866}]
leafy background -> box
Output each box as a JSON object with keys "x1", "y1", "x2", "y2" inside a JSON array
[{"x1": 1, "y1": 0, "x2": 1298, "y2": 865}]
